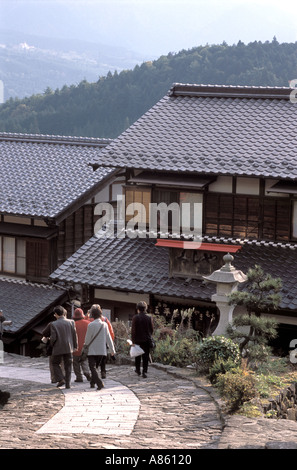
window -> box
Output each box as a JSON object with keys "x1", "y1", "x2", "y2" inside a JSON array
[
  {"x1": 16, "y1": 239, "x2": 26, "y2": 275},
  {"x1": 0, "y1": 236, "x2": 26, "y2": 276},
  {"x1": 180, "y1": 192, "x2": 203, "y2": 235},
  {"x1": 263, "y1": 199, "x2": 291, "y2": 241},
  {"x1": 125, "y1": 187, "x2": 151, "y2": 225},
  {"x1": 153, "y1": 189, "x2": 203, "y2": 236},
  {"x1": 204, "y1": 193, "x2": 291, "y2": 241},
  {"x1": 26, "y1": 239, "x2": 49, "y2": 281}
]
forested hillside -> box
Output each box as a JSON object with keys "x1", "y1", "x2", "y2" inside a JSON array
[{"x1": 1, "y1": 39, "x2": 297, "y2": 138}]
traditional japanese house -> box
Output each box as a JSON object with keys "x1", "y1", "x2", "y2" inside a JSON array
[
  {"x1": 0, "y1": 132, "x2": 123, "y2": 354},
  {"x1": 50, "y1": 84, "x2": 297, "y2": 349}
]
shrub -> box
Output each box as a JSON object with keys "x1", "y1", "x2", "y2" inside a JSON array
[
  {"x1": 215, "y1": 367, "x2": 258, "y2": 413},
  {"x1": 152, "y1": 314, "x2": 167, "y2": 331},
  {"x1": 176, "y1": 327, "x2": 202, "y2": 342},
  {"x1": 194, "y1": 335, "x2": 241, "y2": 374},
  {"x1": 112, "y1": 321, "x2": 130, "y2": 355},
  {"x1": 226, "y1": 313, "x2": 278, "y2": 365},
  {"x1": 255, "y1": 372, "x2": 286, "y2": 398},
  {"x1": 156, "y1": 327, "x2": 176, "y2": 341},
  {"x1": 152, "y1": 335, "x2": 196, "y2": 368},
  {"x1": 208, "y1": 357, "x2": 239, "y2": 384}
]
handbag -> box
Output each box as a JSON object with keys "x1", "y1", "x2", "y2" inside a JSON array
[
  {"x1": 79, "y1": 324, "x2": 103, "y2": 362},
  {"x1": 130, "y1": 344, "x2": 145, "y2": 358}
]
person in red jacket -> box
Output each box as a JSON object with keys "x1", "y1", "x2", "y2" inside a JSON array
[{"x1": 72, "y1": 308, "x2": 91, "y2": 382}]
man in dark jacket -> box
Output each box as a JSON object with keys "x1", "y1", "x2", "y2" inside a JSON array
[
  {"x1": 131, "y1": 301, "x2": 153, "y2": 378},
  {"x1": 50, "y1": 305, "x2": 78, "y2": 388}
]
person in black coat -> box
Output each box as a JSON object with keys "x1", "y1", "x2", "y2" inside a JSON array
[{"x1": 131, "y1": 301, "x2": 153, "y2": 378}]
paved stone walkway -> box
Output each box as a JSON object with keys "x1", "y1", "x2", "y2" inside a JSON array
[
  {"x1": 2, "y1": 352, "x2": 297, "y2": 451},
  {"x1": 0, "y1": 353, "x2": 222, "y2": 450},
  {"x1": 0, "y1": 364, "x2": 140, "y2": 436}
]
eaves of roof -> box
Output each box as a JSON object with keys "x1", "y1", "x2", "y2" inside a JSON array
[{"x1": 0, "y1": 222, "x2": 57, "y2": 239}]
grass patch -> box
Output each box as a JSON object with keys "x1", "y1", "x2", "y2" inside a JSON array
[{"x1": 255, "y1": 357, "x2": 297, "y2": 401}]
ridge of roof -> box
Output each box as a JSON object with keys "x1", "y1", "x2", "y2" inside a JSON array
[
  {"x1": 0, "y1": 276, "x2": 66, "y2": 290},
  {"x1": 0, "y1": 132, "x2": 112, "y2": 148},
  {"x1": 104, "y1": 230, "x2": 297, "y2": 251},
  {"x1": 169, "y1": 83, "x2": 293, "y2": 100}
]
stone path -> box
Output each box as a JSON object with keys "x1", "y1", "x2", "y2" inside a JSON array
[
  {"x1": 0, "y1": 353, "x2": 223, "y2": 450},
  {"x1": 37, "y1": 380, "x2": 140, "y2": 436},
  {"x1": 2, "y1": 353, "x2": 297, "y2": 451},
  {"x1": 0, "y1": 364, "x2": 139, "y2": 436}
]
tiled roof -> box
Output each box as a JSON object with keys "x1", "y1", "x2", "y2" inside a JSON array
[
  {"x1": 0, "y1": 132, "x2": 115, "y2": 219},
  {"x1": 0, "y1": 278, "x2": 66, "y2": 333},
  {"x1": 50, "y1": 233, "x2": 297, "y2": 311},
  {"x1": 50, "y1": 235, "x2": 215, "y2": 302},
  {"x1": 90, "y1": 84, "x2": 297, "y2": 180}
]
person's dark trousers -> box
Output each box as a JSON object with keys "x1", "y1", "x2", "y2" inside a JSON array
[
  {"x1": 100, "y1": 355, "x2": 107, "y2": 377},
  {"x1": 88, "y1": 355, "x2": 104, "y2": 389},
  {"x1": 135, "y1": 341, "x2": 150, "y2": 375},
  {"x1": 52, "y1": 353, "x2": 72, "y2": 387}
]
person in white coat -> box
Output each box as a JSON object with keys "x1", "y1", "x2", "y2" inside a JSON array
[{"x1": 84, "y1": 304, "x2": 116, "y2": 390}]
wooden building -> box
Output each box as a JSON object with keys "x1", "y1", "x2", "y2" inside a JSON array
[
  {"x1": 0, "y1": 132, "x2": 123, "y2": 354},
  {"x1": 50, "y1": 84, "x2": 297, "y2": 349}
]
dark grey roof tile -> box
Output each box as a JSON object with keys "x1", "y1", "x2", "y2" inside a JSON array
[
  {"x1": 50, "y1": 233, "x2": 297, "y2": 311},
  {"x1": 0, "y1": 278, "x2": 66, "y2": 333},
  {"x1": 0, "y1": 132, "x2": 115, "y2": 219},
  {"x1": 90, "y1": 84, "x2": 297, "y2": 180}
]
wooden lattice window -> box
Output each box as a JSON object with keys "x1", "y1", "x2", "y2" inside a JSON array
[{"x1": 125, "y1": 187, "x2": 151, "y2": 225}]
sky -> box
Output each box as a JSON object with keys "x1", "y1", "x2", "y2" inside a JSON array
[{"x1": 1, "y1": 0, "x2": 296, "y2": 57}]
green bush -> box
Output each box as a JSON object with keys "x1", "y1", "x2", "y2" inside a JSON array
[
  {"x1": 152, "y1": 335, "x2": 196, "y2": 368},
  {"x1": 194, "y1": 335, "x2": 241, "y2": 373},
  {"x1": 215, "y1": 367, "x2": 258, "y2": 413},
  {"x1": 176, "y1": 327, "x2": 202, "y2": 342},
  {"x1": 208, "y1": 357, "x2": 239, "y2": 384}
]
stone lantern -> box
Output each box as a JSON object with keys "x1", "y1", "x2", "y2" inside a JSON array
[{"x1": 203, "y1": 253, "x2": 247, "y2": 336}]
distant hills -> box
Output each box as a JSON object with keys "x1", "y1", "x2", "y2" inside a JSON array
[
  {"x1": 0, "y1": 30, "x2": 150, "y2": 100},
  {"x1": 1, "y1": 39, "x2": 297, "y2": 138}
]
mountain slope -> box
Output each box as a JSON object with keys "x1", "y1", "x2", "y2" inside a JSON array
[
  {"x1": 0, "y1": 39, "x2": 296, "y2": 138},
  {"x1": 0, "y1": 30, "x2": 150, "y2": 100}
]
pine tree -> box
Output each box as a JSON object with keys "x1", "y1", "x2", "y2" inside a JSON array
[{"x1": 226, "y1": 264, "x2": 282, "y2": 363}]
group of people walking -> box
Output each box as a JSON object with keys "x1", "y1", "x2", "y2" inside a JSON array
[
  {"x1": 42, "y1": 303, "x2": 115, "y2": 390},
  {"x1": 42, "y1": 301, "x2": 154, "y2": 390}
]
